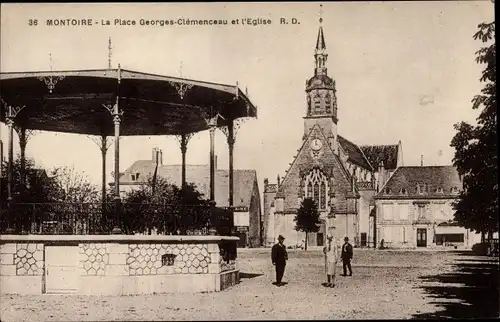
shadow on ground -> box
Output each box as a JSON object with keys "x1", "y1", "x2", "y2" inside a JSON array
[
  {"x1": 239, "y1": 272, "x2": 263, "y2": 279},
  {"x1": 412, "y1": 251, "x2": 499, "y2": 319}
]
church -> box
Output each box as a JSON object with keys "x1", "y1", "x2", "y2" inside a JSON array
[{"x1": 262, "y1": 19, "x2": 403, "y2": 248}]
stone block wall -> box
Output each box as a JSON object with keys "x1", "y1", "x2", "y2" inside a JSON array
[
  {"x1": 0, "y1": 243, "x2": 44, "y2": 276},
  {"x1": 126, "y1": 243, "x2": 211, "y2": 275},
  {"x1": 1, "y1": 236, "x2": 239, "y2": 295}
]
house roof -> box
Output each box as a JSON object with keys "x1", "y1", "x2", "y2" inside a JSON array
[
  {"x1": 337, "y1": 135, "x2": 373, "y2": 171},
  {"x1": 375, "y1": 166, "x2": 462, "y2": 199},
  {"x1": 360, "y1": 144, "x2": 399, "y2": 170},
  {"x1": 116, "y1": 161, "x2": 258, "y2": 208}
]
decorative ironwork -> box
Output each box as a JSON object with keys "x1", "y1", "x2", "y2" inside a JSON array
[
  {"x1": 1, "y1": 98, "x2": 26, "y2": 120},
  {"x1": 169, "y1": 81, "x2": 193, "y2": 100},
  {"x1": 87, "y1": 135, "x2": 113, "y2": 152},
  {"x1": 102, "y1": 103, "x2": 124, "y2": 119},
  {"x1": 14, "y1": 126, "x2": 36, "y2": 143},
  {"x1": 38, "y1": 75, "x2": 65, "y2": 94},
  {"x1": 174, "y1": 133, "x2": 195, "y2": 152},
  {"x1": 0, "y1": 202, "x2": 229, "y2": 236},
  {"x1": 202, "y1": 110, "x2": 225, "y2": 128},
  {"x1": 219, "y1": 117, "x2": 247, "y2": 143}
]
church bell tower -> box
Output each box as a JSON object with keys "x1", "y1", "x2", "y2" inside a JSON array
[{"x1": 304, "y1": 11, "x2": 338, "y2": 153}]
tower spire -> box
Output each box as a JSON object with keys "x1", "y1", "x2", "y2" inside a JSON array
[{"x1": 314, "y1": 4, "x2": 328, "y2": 76}]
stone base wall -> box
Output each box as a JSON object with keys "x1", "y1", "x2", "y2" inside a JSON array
[{"x1": 0, "y1": 235, "x2": 239, "y2": 295}]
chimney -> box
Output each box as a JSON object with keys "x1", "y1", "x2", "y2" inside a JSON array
[
  {"x1": 158, "y1": 149, "x2": 163, "y2": 165},
  {"x1": 377, "y1": 161, "x2": 385, "y2": 192},
  {"x1": 277, "y1": 174, "x2": 281, "y2": 186},
  {"x1": 421, "y1": 155, "x2": 423, "y2": 166},
  {"x1": 264, "y1": 178, "x2": 269, "y2": 186},
  {"x1": 152, "y1": 147, "x2": 158, "y2": 162}
]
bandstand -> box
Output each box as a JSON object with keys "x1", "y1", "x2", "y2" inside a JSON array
[{"x1": 0, "y1": 66, "x2": 257, "y2": 295}]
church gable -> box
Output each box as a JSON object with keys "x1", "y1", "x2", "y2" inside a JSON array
[{"x1": 276, "y1": 124, "x2": 356, "y2": 213}]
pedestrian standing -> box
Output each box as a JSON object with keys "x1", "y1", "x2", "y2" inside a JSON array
[
  {"x1": 341, "y1": 236, "x2": 353, "y2": 276},
  {"x1": 323, "y1": 235, "x2": 338, "y2": 287},
  {"x1": 271, "y1": 235, "x2": 288, "y2": 286}
]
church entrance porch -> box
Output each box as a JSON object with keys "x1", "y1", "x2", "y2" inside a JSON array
[{"x1": 306, "y1": 220, "x2": 326, "y2": 247}]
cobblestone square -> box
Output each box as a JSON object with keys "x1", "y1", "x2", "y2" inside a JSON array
[{"x1": 1, "y1": 249, "x2": 498, "y2": 321}]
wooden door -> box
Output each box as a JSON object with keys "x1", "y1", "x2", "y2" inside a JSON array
[
  {"x1": 417, "y1": 229, "x2": 427, "y2": 247},
  {"x1": 45, "y1": 246, "x2": 79, "y2": 294},
  {"x1": 317, "y1": 233, "x2": 324, "y2": 247}
]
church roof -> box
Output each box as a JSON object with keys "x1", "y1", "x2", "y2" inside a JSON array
[
  {"x1": 360, "y1": 144, "x2": 399, "y2": 170},
  {"x1": 374, "y1": 166, "x2": 462, "y2": 199},
  {"x1": 337, "y1": 135, "x2": 373, "y2": 171},
  {"x1": 116, "y1": 161, "x2": 258, "y2": 208}
]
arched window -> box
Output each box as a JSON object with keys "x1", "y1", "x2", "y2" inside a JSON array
[
  {"x1": 313, "y1": 183, "x2": 320, "y2": 206},
  {"x1": 304, "y1": 169, "x2": 328, "y2": 210},
  {"x1": 325, "y1": 93, "x2": 331, "y2": 113},
  {"x1": 320, "y1": 182, "x2": 326, "y2": 208}
]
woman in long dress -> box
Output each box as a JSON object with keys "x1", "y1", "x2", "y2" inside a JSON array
[{"x1": 323, "y1": 235, "x2": 338, "y2": 288}]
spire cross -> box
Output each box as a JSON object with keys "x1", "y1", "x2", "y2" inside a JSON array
[{"x1": 319, "y1": 4, "x2": 323, "y2": 24}]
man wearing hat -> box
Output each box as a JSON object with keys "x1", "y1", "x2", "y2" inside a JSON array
[
  {"x1": 271, "y1": 235, "x2": 288, "y2": 286},
  {"x1": 341, "y1": 236, "x2": 353, "y2": 276}
]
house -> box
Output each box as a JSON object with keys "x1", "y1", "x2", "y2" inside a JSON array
[
  {"x1": 373, "y1": 165, "x2": 482, "y2": 249},
  {"x1": 112, "y1": 149, "x2": 262, "y2": 247}
]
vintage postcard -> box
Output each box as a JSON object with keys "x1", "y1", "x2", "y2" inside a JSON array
[{"x1": 0, "y1": 2, "x2": 497, "y2": 321}]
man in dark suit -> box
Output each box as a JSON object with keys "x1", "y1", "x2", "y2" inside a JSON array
[
  {"x1": 341, "y1": 236, "x2": 353, "y2": 276},
  {"x1": 271, "y1": 235, "x2": 288, "y2": 286}
]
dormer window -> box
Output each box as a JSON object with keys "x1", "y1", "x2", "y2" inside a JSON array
[
  {"x1": 384, "y1": 187, "x2": 391, "y2": 194},
  {"x1": 400, "y1": 188, "x2": 407, "y2": 195},
  {"x1": 436, "y1": 187, "x2": 444, "y2": 194},
  {"x1": 450, "y1": 187, "x2": 459, "y2": 194},
  {"x1": 417, "y1": 183, "x2": 427, "y2": 194},
  {"x1": 131, "y1": 174, "x2": 136, "y2": 181}
]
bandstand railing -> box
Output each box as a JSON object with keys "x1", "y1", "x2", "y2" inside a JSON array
[{"x1": 0, "y1": 202, "x2": 235, "y2": 236}]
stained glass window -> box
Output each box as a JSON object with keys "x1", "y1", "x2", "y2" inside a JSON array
[{"x1": 313, "y1": 183, "x2": 320, "y2": 206}]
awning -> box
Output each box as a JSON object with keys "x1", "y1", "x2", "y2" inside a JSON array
[{"x1": 435, "y1": 225, "x2": 466, "y2": 235}]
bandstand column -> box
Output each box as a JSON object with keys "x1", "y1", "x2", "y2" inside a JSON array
[
  {"x1": 2, "y1": 100, "x2": 25, "y2": 233},
  {"x1": 7, "y1": 118, "x2": 14, "y2": 202},
  {"x1": 209, "y1": 126, "x2": 216, "y2": 201},
  {"x1": 181, "y1": 133, "x2": 187, "y2": 188},
  {"x1": 103, "y1": 65, "x2": 123, "y2": 234},
  {"x1": 17, "y1": 127, "x2": 27, "y2": 188},
  {"x1": 111, "y1": 105, "x2": 122, "y2": 234},
  {"x1": 101, "y1": 135, "x2": 108, "y2": 206},
  {"x1": 227, "y1": 119, "x2": 235, "y2": 207}
]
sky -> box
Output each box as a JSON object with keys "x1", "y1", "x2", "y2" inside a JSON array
[{"x1": 0, "y1": 2, "x2": 495, "y2": 195}]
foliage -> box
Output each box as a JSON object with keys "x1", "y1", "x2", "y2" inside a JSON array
[
  {"x1": 120, "y1": 176, "x2": 213, "y2": 235},
  {"x1": 294, "y1": 198, "x2": 321, "y2": 250},
  {"x1": 51, "y1": 165, "x2": 100, "y2": 203},
  {"x1": 451, "y1": 21, "x2": 498, "y2": 237},
  {"x1": 1, "y1": 155, "x2": 62, "y2": 204}
]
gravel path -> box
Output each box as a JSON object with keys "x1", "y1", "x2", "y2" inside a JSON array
[{"x1": 0, "y1": 249, "x2": 486, "y2": 321}]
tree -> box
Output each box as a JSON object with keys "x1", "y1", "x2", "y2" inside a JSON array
[
  {"x1": 0, "y1": 155, "x2": 62, "y2": 232},
  {"x1": 51, "y1": 165, "x2": 99, "y2": 203},
  {"x1": 451, "y1": 21, "x2": 497, "y2": 241},
  {"x1": 121, "y1": 176, "x2": 211, "y2": 235},
  {"x1": 294, "y1": 198, "x2": 321, "y2": 251}
]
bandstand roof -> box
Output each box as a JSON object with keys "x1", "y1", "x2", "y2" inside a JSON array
[{"x1": 0, "y1": 68, "x2": 257, "y2": 136}]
